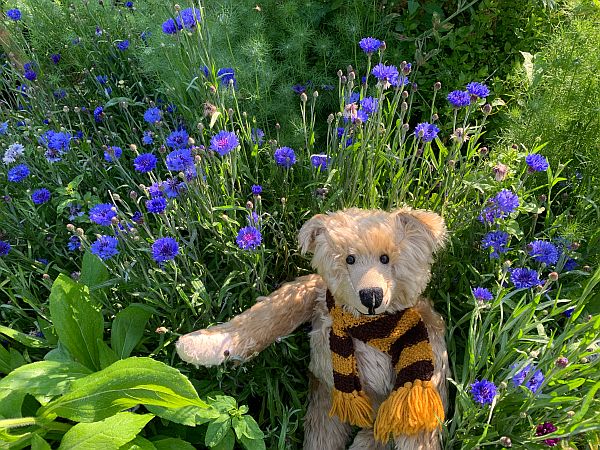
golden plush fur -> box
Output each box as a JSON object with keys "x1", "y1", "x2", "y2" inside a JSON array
[{"x1": 176, "y1": 208, "x2": 449, "y2": 450}]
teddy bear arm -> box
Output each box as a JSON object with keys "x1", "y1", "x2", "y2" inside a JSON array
[{"x1": 176, "y1": 274, "x2": 325, "y2": 367}]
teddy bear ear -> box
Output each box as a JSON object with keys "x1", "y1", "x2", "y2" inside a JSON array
[
  {"x1": 298, "y1": 214, "x2": 328, "y2": 255},
  {"x1": 392, "y1": 208, "x2": 448, "y2": 252}
]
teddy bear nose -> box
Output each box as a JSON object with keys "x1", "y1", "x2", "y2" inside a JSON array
[{"x1": 359, "y1": 288, "x2": 383, "y2": 311}]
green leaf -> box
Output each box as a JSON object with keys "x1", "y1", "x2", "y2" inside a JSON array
[
  {"x1": 49, "y1": 274, "x2": 104, "y2": 370},
  {"x1": 0, "y1": 361, "x2": 92, "y2": 418},
  {"x1": 238, "y1": 434, "x2": 266, "y2": 450},
  {"x1": 111, "y1": 304, "x2": 154, "y2": 359},
  {"x1": 39, "y1": 357, "x2": 207, "y2": 423},
  {"x1": 205, "y1": 415, "x2": 230, "y2": 447},
  {"x1": 38, "y1": 317, "x2": 58, "y2": 346},
  {"x1": 119, "y1": 436, "x2": 157, "y2": 450},
  {"x1": 0, "y1": 325, "x2": 50, "y2": 349},
  {"x1": 242, "y1": 416, "x2": 264, "y2": 439},
  {"x1": 58, "y1": 412, "x2": 153, "y2": 450},
  {"x1": 97, "y1": 340, "x2": 119, "y2": 369},
  {"x1": 212, "y1": 430, "x2": 234, "y2": 450},
  {"x1": 0, "y1": 344, "x2": 25, "y2": 375},
  {"x1": 152, "y1": 438, "x2": 195, "y2": 450},
  {"x1": 31, "y1": 434, "x2": 52, "y2": 450},
  {"x1": 80, "y1": 252, "x2": 109, "y2": 290}
]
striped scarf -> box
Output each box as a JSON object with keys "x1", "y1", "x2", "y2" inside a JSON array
[{"x1": 326, "y1": 291, "x2": 444, "y2": 442}]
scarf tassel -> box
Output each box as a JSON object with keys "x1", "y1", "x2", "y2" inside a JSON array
[
  {"x1": 329, "y1": 390, "x2": 374, "y2": 427},
  {"x1": 374, "y1": 379, "x2": 444, "y2": 442}
]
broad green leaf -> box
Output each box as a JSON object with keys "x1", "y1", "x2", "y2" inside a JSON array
[
  {"x1": 31, "y1": 434, "x2": 52, "y2": 450},
  {"x1": 212, "y1": 430, "x2": 234, "y2": 450},
  {"x1": 205, "y1": 415, "x2": 230, "y2": 447},
  {"x1": 145, "y1": 404, "x2": 218, "y2": 427},
  {"x1": 58, "y1": 412, "x2": 153, "y2": 450},
  {"x1": 239, "y1": 434, "x2": 266, "y2": 450},
  {"x1": 111, "y1": 304, "x2": 154, "y2": 359},
  {"x1": 38, "y1": 317, "x2": 58, "y2": 346},
  {"x1": 242, "y1": 416, "x2": 264, "y2": 439},
  {"x1": 80, "y1": 252, "x2": 109, "y2": 290},
  {"x1": 119, "y1": 436, "x2": 157, "y2": 450},
  {"x1": 98, "y1": 340, "x2": 119, "y2": 369},
  {"x1": 49, "y1": 274, "x2": 104, "y2": 370},
  {"x1": 0, "y1": 361, "x2": 91, "y2": 419},
  {"x1": 39, "y1": 357, "x2": 207, "y2": 423},
  {"x1": 231, "y1": 416, "x2": 246, "y2": 440},
  {"x1": 0, "y1": 325, "x2": 50, "y2": 349},
  {"x1": 152, "y1": 438, "x2": 195, "y2": 450}
]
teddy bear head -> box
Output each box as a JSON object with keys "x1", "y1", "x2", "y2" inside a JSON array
[{"x1": 298, "y1": 208, "x2": 447, "y2": 315}]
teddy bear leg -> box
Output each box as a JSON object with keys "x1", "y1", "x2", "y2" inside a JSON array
[
  {"x1": 348, "y1": 429, "x2": 390, "y2": 450},
  {"x1": 393, "y1": 432, "x2": 442, "y2": 450},
  {"x1": 304, "y1": 375, "x2": 351, "y2": 450}
]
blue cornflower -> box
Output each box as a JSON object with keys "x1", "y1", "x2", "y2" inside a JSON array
[
  {"x1": 481, "y1": 230, "x2": 510, "y2": 258},
  {"x1": 116, "y1": 40, "x2": 129, "y2": 51},
  {"x1": 347, "y1": 92, "x2": 360, "y2": 104},
  {"x1": 292, "y1": 84, "x2": 307, "y2": 95},
  {"x1": 0, "y1": 122, "x2": 8, "y2": 134},
  {"x1": 217, "y1": 68, "x2": 236, "y2": 88},
  {"x1": 3, "y1": 143, "x2": 25, "y2": 164},
  {"x1": 45, "y1": 148, "x2": 61, "y2": 162},
  {"x1": 140, "y1": 31, "x2": 151, "y2": 42},
  {"x1": 251, "y1": 184, "x2": 262, "y2": 195},
  {"x1": 512, "y1": 364, "x2": 544, "y2": 393},
  {"x1": 146, "y1": 196, "x2": 167, "y2": 214},
  {"x1": 94, "y1": 106, "x2": 104, "y2": 122},
  {"x1": 89, "y1": 203, "x2": 117, "y2": 226},
  {"x1": 236, "y1": 226, "x2": 262, "y2": 250},
  {"x1": 447, "y1": 90, "x2": 471, "y2": 108},
  {"x1": 479, "y1": 189, "x2": 520, "y2": 224},
  {"x1": 510, "y1": 268, "x2": 541, "y2": 289},
  {"x1": 132, "y1": 211, "x2": 143, "y2": 224},
  {"x1": 247, "y1": 212, "x2": 260, "y2": 226},
  {"x1": 166, "y1": 129, "x2": 189, "y2": 149},
  {"x1": 251, "y1": 128, "x2": 265, "y2": 146},
  {"x1": 67, "y1": 203, "x2": 84, "y2": 221},
  {"x1": 7, "y1": 164, "x2": 30, "y2": 182},
  {"x1": 162, "y1": 178, "x2": 186, "y2": 198},
  {"x1": 95, "y1": 26, "x2": 103, "y2": 37},
  {"x1": 151, "y1": 237, "x2": 179, "y2": 263},
  {"x1": 133, "y1": 153, "x2": 157, "y2": 172},
  {"x1": 166, "y1": 103, "x2": 176, "y2": 114},
  {"x1": 466, "y1": 82, "x2": 490, "y2": 98},
  {"x1": 0, "y1": 240, "x2": 11, "y2": 256},
  {"x1": 31, "y1": 188, "x2": 51, "y2": 205},
  {"x1": 50, "y1": 54, "x2": 61, "y2": 64},
  {"x1": 24, "y1": 69, "x2": 37, "y2": 81},
  {"x1": 529, "y1": 240, "x2": 559, "y2": 266},
  {"x1": 142, "y1": 131, "x2": 154, "y2": 145},
  {"x1": 67, "y1": 236, "x2": 81, "y2": 251},
  {"x1": 104, "y1": 146, "x2": 122, "y2": 162},
  {"x1": 274, "y1": 147, "x2": 296, "y2": 168},
  {"x1": 200, "y1": 65, "x2": 209, "y2": 77},
  {"x1": 563, "y1": 307, "x2": 575, "y2": 318},
  {"x1": 148, "y1": 182, "x2": 163, "y2": 198},
  {"x1": 563, "y1": 258, "x2": 578, "y2": 271},
  {"x1": 525, "y1": 154, "x2": 549, "y2": 172},
  {"x1": 178, "y1": 7, "x2": 201, "y2": 29},
  {"x1": 7, "y1": 9, "x2": 21, "y2": 20},
  {"x1": 53, "y1": 89, "x2": 66, "y2": 99},
  {"x1": 473, "y1": 287, "x2": 493, "y2": 302},
  {"x1": 39, "y1": 130, "x2": 71, "y2": 153},
  {"x1": 143, "y1": 107, "x2": 161, "y2": 124},
  {"x1": 210, "y1": 130, "x2": 239, "y2": 156},
  {"x1": 354, "y1": 110, "x2": 369, "y2": 124},
  {"x1": 414, "y1": 122, "x2": 440, "y2": 143},
  {"x1": 162, "y1": 18, "x2": 180, "y2": 34},
  {"x1": 96, "y1": 75, "x2": 108, "y2": 85},
  {"x1": 184, "y1": 165, "x2": 198, "y2": 181},
  {"x1": 90, "y1": 236, "x2": 119, "y2": 260},
  {"x1": 125, "y1": 1, "x2": 134, "y2": 8},
  {"x1": 470, "y1": 379, "x2": 497, "y2": 405},
  {"x1": 358, "y1": 37, "x2": 381, "y2": 54},
  {"x1": 311, "y1": 154, "x2": 330, "y2": 171},
  {"x1": 371, "y1": 64, "x2": 399, "y2": 90},
  {"x1": 166, "y1": 148, "x2": 193, "y2": 171},
  {"x1": 360, "y1": 97, "x2": 379, "y2": 115}
]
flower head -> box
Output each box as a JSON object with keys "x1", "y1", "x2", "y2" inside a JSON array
[
  {"x1": 89, "y1": 203, "x2": 117, "y2": 226},
  {"x1": 360, "y1": 96, "x2": 379, "y2": 115},
  {"x1": 116, "y1": 40, "x2": 130, "y2": 51},
  {"x1": 536, "y1": 422, "x2": 559, "y2": 446},
  {"x1": 473, "y1": 287, "x2": 493, "y2": 302},
  {"x1": 311, "y1": 154, "x2": 330, "y2": 171},
  {"x1": 143, "y1": 107, "x2": 161, "y2": 124},
  {"x1": 510, "y1": 268, "x2": 541, "y2": 289},
  {"x1": 178, "y1": 7, "x2": 201, "y2": 29},
  {"x1": 7, "y1": 164, "x2": 30, "y2": 182},
  {"x1": 3, "y1": 143, "x2": 25, "y2": 164},
  {"x1": 90, "y1": 236, "x2": 119, "y2": 260},
  {"x1": 563, "y1": 258, "x2": 578, "y2": 272},
  {"x1": 210, "y1": 130, "x2": 239, "y2": 156},
  {"x1": 0, "y1": 240, "x2": 11, "y2": 257},
  {"x1": 217, "y1": 67, "x2": 236, "y2": 88},
  {"x1": 481, "y1": 230, "x2": 510, "y2": 259},
  {"x1": 24, "y1": 69, "x2": 37, "y2": 81},
  {"x1": 7, "y1": 9, "x2": 21, "y2": 20},
  {"x1": 251, "y1": 184, "x2": 262, "y2": 195},
  {"x1": 251, "y1": 128, "x2": 265, "y2": 146},
  {"x1": 67, "y1": 236, "x2": 81, "y2": 251},
  {"x1": 526, "y1": 154, "x2": 549, "y2": 172},
  {"x1": 162, "y1": 18, "x2": 180, "y2": 34},
  {"x1": 142, "y1": 131, "x2": 154, "y2": 145},
  {"x1": 50, "y1": 53, "x2": 61, "y2": 64},
  {"x1": 372, "y1": 64, "x2": 399, "y2": 90},
  {"x1": 359, "y1": 37, "x2": 381, "y2": 54},
  {"x1": 162, "y1": 178, "x2": 186, "y2": 198},
  {"x1": 166, "y1": 129, "x2": 189, "y2": 149},
  {"x1": 274, "y1": 146, "x2": 296, "y2": 168},
  {"x1": 466, "y1": 82, "x2": 490, "y2": 98},
  {"x1": 470, "y1": 379, "x2": 497, "y2": 405},
  {"x1": 165, "y1": 148, "x2": 193, "y2": 171},
  {"x1": 151, "y1": 237, "x2": 179, "y2": 263},
  {"x1": 236, "y1": 226, "x2": 262, "y2": 250},
  {"x1": 133, "y1": 153, "x2": 157, "y2": 173},
  {"x1": 529, "y1": 240, "x2": 559, "y2": 266},
  {"x1": 104, "y1": 146, "x2": 122, "y2": 162},
  {"x1": 447, "y1": 90, "x2": 471, "y2": 108},
  {"x1": 31, "y1": 188, "x2": 51, "y2": 205},
  {"x1": 146, "y1": 197, "x2": 167, "y2": 214},
  {"x1": 414, "y1": 122, "x2": 440, "y2": 143},
  {"x1": 479, "y1": 189, "x2": 520, "y2": 224},
  {"x1": 94, "y1": 106, "x2": 104, "y2": 122},
  {"x1": 0, "y1": 122, "x2": 8, "y2": 135}
]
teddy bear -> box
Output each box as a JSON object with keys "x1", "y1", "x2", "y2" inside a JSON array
[{"x1": 176, "y1": 208, "x2": 449, "y2": 450}]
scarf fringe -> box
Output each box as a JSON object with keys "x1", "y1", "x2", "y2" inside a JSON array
[
  {"x1": 329, "y1": 390, "x2": 374, "y2": 427},
  {"x1": 374, "y1": 379, "x2": 444, "y2": 442}
]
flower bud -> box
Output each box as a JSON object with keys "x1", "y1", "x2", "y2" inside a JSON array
[
  {"x1": 43, "y1": 273, "x2": 50, "y2": 280},
  {"x1": 155, "y1": 326, "x2": 168, "y2": 334},
  {"x1": 567, "y1": 410, "x2": 575, "y2": 418},
  {"x1": 549, "y1": 272, "x2": 559, "y2": 281},
  {"x1": 76, "y1": 228, "x2": 84, "y2": 236},
  {"x1": 555, "y1": 356, "x2": 568, "y2": 368},
  {"x1": 493, "y1": 163, "x2": 508, "y2": 181},
  {"x1": 500, "y1": 436, "x2": 512, "y2": 448},
  {"x1": 66, "y1": 223, "x2": 75, "y2": 231},
  {"x1": 402, "y1": 90, "x2": 409, "y2": 99},
  {"x1": 129, "y1": 190, "x2": 138, "y2": 200},
  {"x1": 432, "y1": 113, "x2": 439, "y2": 122},
  {"x1": 129, "y1": 144, "x2": 137, "y2": 151},
  {"x1": 246, "y1": 201, "x2": 253, "y2": 209},
  {"x1": 337, "y1": 69, "x2": 343, "y2": 78},
  {"x1": 327, "y1": 113, "x2": 334, "y2": 124},
  {"x1": 63, "y1": 106, "x2": 70, "y2": 113},
  {"x1": 341, "y1": 76, "x2": 347, "y2": 84},
  {"x1": 111, "y1": 217, "x2": 119, "y2": 225},
  {"x1": 313, "y1": 90, "x2": 319, "y2": 98},
  {"x1": 483, "y1": 103, "x2": 492, "y2": 115},
  {"x1": 300, "y1": 92, "x2": 308, "y2": 103},
  {"x1": 434, "y1": 81, "x2": 441, "y2": 91},
  {"x1": 401, "y1": 102, "x2": 408, "y2": 112},
  {"x1": 380, "y1": 41, "x2": 386, "y2": 51}
]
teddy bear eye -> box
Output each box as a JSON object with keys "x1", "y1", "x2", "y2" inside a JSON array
[
  {"x1": 346, "y1": 255, "x2": 356, "y2": 265},
  {"x1": 380, "y1": 254, "x2": 389, "y2": 264}
]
